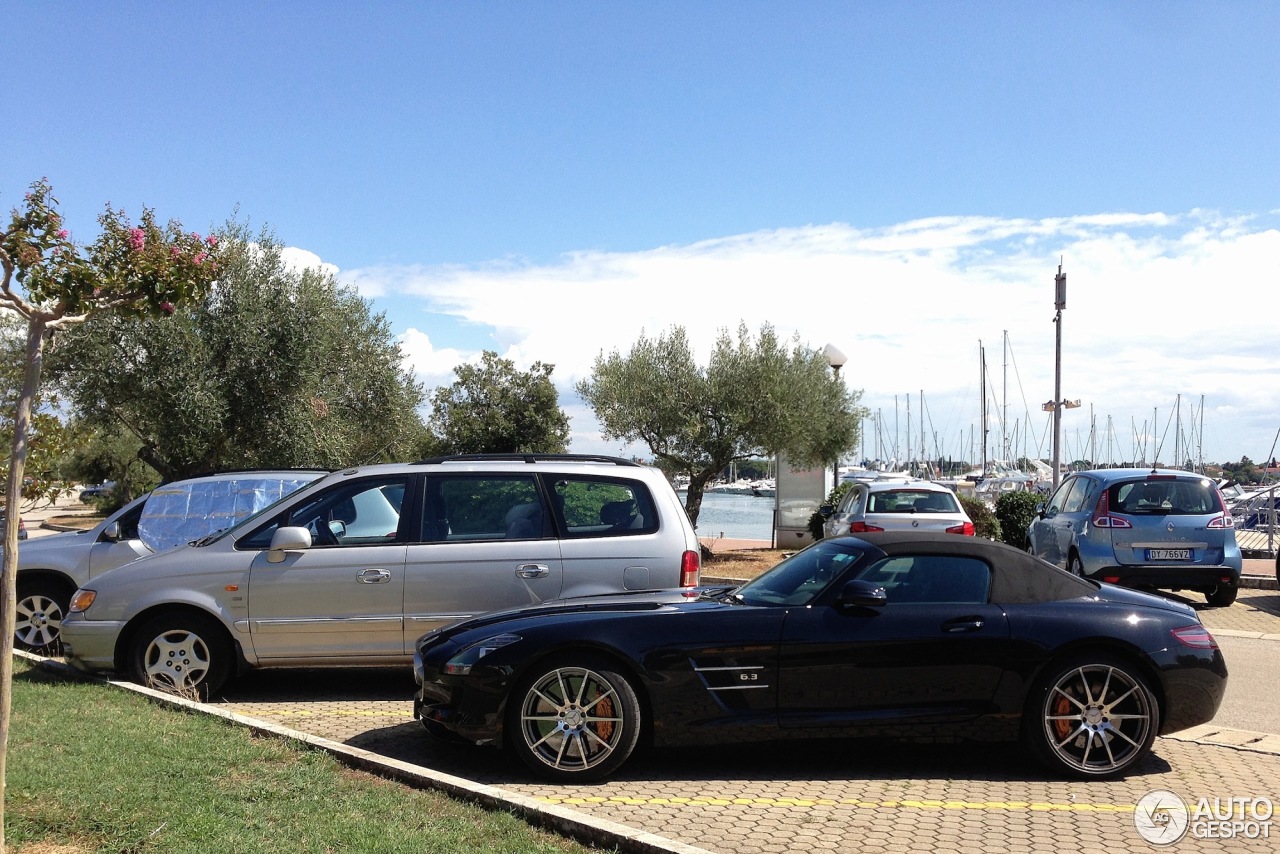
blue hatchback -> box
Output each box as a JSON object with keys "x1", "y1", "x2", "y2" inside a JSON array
[{"x1": 1027, "y1": 468, "x2": 1242, "y2": 606}]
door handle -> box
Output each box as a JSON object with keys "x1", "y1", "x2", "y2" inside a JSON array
[
  {"x1": 516, "y1": 564, "x2": 550, "y2": 579},
  {"x1": 942, "y1": 617, "x2": 984, "y2": 633},
  {"x1": 357, "y1": 568, "x2": 392, "y2": 584}
]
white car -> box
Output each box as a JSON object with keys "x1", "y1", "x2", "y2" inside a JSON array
[
  {"x1": 14, "y1": 471, "x2": 325, "y2": 650},
  {"x1": 821, "y1": 479, "x2": 975, "y2": 538}
]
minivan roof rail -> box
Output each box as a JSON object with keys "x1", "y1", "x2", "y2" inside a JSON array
[{"x1": 413, "y1": 453, "x2": 642, "y2": 467}]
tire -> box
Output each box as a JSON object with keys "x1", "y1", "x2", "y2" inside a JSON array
[
  {"x1": 129, "y1": 612, "x2": 233, "y2": 700},
  {"x1": 1067, "y1": 553, "x2": 1086, "y2": 578},
  {"x1": 508, "y1": 656, "x2": 642, "y2": 782},
  {"x1": 1022, "y1": 654, "x2": 1158, "y2": 779},
  {"x1": 1206, "y1": 585, "x2": 1238, "y2": 607},
  {"x1": 14, "y1": 577, "x2": 70, "y2": 652}
]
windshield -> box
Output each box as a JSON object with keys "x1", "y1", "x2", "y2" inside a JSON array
[
  {"x1": 170, "y1": 474, "x2": 330, "y2": 548},
  {"x1": 138, "y1": 474, "x2": 327, "y2": 551},
  {"x1": 734, "y1": 540, "x2": 868, "y2": 606}
]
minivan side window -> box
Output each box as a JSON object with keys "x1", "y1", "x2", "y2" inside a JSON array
[
  {"x1": 1061, "y1": 478, "x2": 1094, "y2": 514},
  {"x1": 552, "y1": 477, "x2": 658, "y2": 538},
  {"x1": 422, "y1": 475, "x2": 546, "y2": 542},
  {"x1": 238, "y1": 476, "x2": 409, "y2": 549},
  {"x1": 1045, "y1": 479, "x2": 1076, "y2": 515}
]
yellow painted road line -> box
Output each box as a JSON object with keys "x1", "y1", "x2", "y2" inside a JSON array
[{"x1": 540, "y1": 795, "x2": 1136, "y2": 813}]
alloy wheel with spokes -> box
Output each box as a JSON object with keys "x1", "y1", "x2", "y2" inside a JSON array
[
  {"x1": 129, "y1": 612, "x2": 232, "y2": 700},
  {"x1": 510, "y1": 659, "x2": 641, "y2": 781},
  {"x1": 14, "y1": 589, "x2": 65, "y2": 651},
  {"x1": 1027, "y1": 656, "x2": 1157, "y2": 778}
]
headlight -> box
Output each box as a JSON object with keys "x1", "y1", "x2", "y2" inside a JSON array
[
  {"x1": 69, "y1": 589, "x2": 97, "y2": 613},
  {"x1": 443, "y1": 633, "x2": 521, "y2": 675}
]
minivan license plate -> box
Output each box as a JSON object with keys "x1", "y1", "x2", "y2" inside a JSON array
[{"x1": 1147, "y1": 548, "x2": 1190, "y2": 561}]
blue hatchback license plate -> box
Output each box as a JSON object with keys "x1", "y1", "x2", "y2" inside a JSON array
[{"x1": 1147, "y1": 548, "x2": 1191, "y2": 561}]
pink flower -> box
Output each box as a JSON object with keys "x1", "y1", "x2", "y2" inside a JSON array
[
  {"x1": 194, "y1": 251, "x2": 208, "y2": 265},
  {"x1": 56, "y1": 229, "x2": 68, "y2": 239},
  {"x1": 171, "y1": 246, "x2": 181, "y2": 258},
  {"x1": 160, "y1": 301, "x2": 175, "y2": 315},
  {"x1": 205, "y1": 235, "x2": 218, "y2": 247},
  {"x1": 128, "y1": 228, "x2": 146, "y2": 251}
]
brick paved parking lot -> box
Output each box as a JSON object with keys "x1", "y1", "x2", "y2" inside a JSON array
[{"x1": 208, "y1": 588, "x2": 1280, "y2": 853}]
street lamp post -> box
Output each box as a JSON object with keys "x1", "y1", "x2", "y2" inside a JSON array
[
  {"x1": 824, "y1": 343, "x2": 847, "y2": 492},
  {"x1": 1044, "y1": 262, "x2": 1081, "y2": 491}
]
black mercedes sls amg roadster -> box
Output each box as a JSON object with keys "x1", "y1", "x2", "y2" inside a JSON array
[{"x1": 413, "y1": 532, "x2": 1227, "y2": 782}]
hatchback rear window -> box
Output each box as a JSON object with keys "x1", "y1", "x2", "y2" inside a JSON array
[
  {"x1": 868, "y1": 489, "x2": 959, "y2": 513},
  {"x1": 1110, "y1": 479, "x2": 1222, "y2": 516}
]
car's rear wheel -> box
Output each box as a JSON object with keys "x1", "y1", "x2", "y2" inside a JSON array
[
  {"x1": 1023, "y1": 654, "x2": 1158, "y2": 779},
  {"x1": 1206, "y1": 584, "x2": 1238, "y2": 607},
  {"x1": 508, "y1": 656, "x2": 641, "y2": 782},
  {"x1": 1067, "y1": 553, "x2": 1086, "y2": 578},
  {"x1": 14, "y1": 578, "x2": 69, "y2": 652},
  {"x1": 129, "y1": 612, "x2": 233, "y2": 700}
]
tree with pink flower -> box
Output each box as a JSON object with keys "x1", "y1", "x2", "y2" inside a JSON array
[{"x1": 0, "y1": 178, "x2": 221, "y2": 849}]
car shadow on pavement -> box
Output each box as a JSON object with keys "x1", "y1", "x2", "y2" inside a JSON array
[{"x1": 346, "y1": 721, "x2": 1174, "y2": 787}]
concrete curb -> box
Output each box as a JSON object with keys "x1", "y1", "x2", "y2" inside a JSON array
[{"x1": 15, "y1": 651, "x2": 714, "y2": 854}]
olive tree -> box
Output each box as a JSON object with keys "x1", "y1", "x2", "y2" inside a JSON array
[
  {"x1": 51, "y1": 222, "x2": 426, "y2": 480},
  {"x1": 0, "y1": 179, "x2": 221, "y2": 849},
  {"x1": 426, "y1": 351, "x2": 570, "y2": 455},
  {"x1": 577, "y1": 322, "x2": 863, "y2": 527}
]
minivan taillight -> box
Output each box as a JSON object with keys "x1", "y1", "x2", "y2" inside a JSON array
[
  {"x1": 946, "y1": 521, "x2": 976, "y2": 536},
  {"x1": 1091, "y1": 489, "x2": 1132, "y2": 529},
  {"x1": 680, "y1": 550, "x2": 700, "y2": 587},
  {"x1": 1206, "y1": 513, "x2": 1234, "y2": 529},
  {"x1": 850, "y1": 521, "x2": 885, "y2": 533}
]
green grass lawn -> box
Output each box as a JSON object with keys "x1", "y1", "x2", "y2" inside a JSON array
[{"x1": 5, "y1": 658, "x2": 600, "y2": 853}]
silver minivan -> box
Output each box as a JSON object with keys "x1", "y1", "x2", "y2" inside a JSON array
[{"x1": 60, "y1": 455, "x2": 702, "y2": 697}]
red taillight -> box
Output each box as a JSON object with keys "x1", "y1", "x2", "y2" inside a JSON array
[
  {"x1": 1206, "y1": 513, "x2": 1234, "y2": 529},
  {"x1": 1091, "y1": 489, "x2": 1132, "y2": 529},
  {"x1": 1171, "y1": 625, "x2": 1219, "y2": 649},
  {"x1": 17, "y1": 518, "x2": 25, "y2": 532},
  {"x1": 946, "y1": 521, "x2": 976, "y2": 536},
  {"x1": 679, "y1": 550, "x2": 700, "y2": 587},
  {"x1": 849, "y1": 521, "x2": 885, "y2": 533}
]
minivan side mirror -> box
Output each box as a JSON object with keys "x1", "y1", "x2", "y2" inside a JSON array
[
  {"x1": 267, "y1": 526, "x2": 312, "y2": 563},
  {"x1": 101, "y1": 521, "x2": 121, "y2": 542}
]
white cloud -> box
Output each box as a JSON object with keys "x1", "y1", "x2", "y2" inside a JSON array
[
  {"x1": 331, "y1": 211, "x2": 1280, "y2": 465},
  {"x1": 280, "y1": 246, "x2": 338, "y2": 278}
]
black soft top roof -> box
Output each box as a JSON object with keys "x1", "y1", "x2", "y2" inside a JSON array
[{"x1": 846, "y1": 532, "x2": 1097, "y2": 604}]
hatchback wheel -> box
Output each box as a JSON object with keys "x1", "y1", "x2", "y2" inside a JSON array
[
  {"x1": 1023, "y1": 655, "x2": 1158, "y2": 779},
  {"x1": 1206, "y1": 585, "x2": 1238, "y2": 607},
  {"x1": 129, "y1": 613, "x2": 233, "y2": 700},
  {"x1": 509, "y1": 657, "x2": 641, "y2": 782},
  {"x1": 14, "y1": 579, "x2": 68, "y2": 652},
  {"x1": 1067, "y1": 554, "x2": 1086, "y2": 578}
]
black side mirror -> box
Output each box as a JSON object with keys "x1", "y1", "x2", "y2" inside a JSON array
[
  {"x1": 1035, "y1": 502, "x2": 1047, "y2": 519},
  {"x1": 837, "y1": 579, "x2": 887, "y2": 608},
  {"x1": 818, "y1": 504, "x2": 834, "y2": 518}
]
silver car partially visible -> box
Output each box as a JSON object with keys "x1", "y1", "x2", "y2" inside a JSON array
[
  {"x1": 14, "y1": 471, "x2": 325, "y2": 650},
  {"x1": 822, "y1": 479, "x2": 975, "y2": 538}
]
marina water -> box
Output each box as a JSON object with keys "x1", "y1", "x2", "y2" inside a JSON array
[{"x1": 684, "y1": 490, "x2": 777, "y2": 542}]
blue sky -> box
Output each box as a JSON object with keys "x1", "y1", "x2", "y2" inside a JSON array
[{"x1": 5, "y1": 3, "x2": 1279, "y2": 467}]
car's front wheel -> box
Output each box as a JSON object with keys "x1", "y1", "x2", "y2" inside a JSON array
[
  {"x1": 14, "y1": 578, "x2": 69, "y2": 652},
  {"x1": 508, "y1": 656, "x2": 642, "y2": 782},
  {"x1": 129, "y1": 612, "x2": 233, "y2": 700},
  {"x1": 1023, "y1": 654, "x2": 1158, "y2": 779}
]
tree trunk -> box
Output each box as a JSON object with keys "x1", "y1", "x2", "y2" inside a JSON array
[{"x1": 0, "y1": 318, "x2": 46, "y2": 853}]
